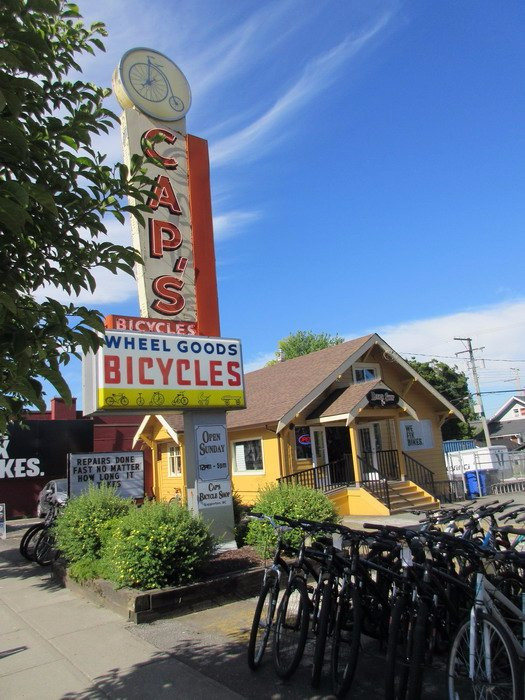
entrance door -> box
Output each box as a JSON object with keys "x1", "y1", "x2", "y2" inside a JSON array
[
  {"x1": 358, "y1": 423, "x2": 382, "y2": 473},
  {"x1": 311, "y1": 428, "x2": 328, "y2": 468}
]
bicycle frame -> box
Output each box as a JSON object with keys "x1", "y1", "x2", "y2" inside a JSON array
[{"x1": 469, "y1": 571, "x2": 525, "y2": 679}]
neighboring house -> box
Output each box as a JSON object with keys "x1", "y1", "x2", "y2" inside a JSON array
[
  {"x1": 476, "y1": 396, "x2": 525, "y2": 449},
  {"x1": 135, "y1": 333, "x2": 463, "y2": 516}
]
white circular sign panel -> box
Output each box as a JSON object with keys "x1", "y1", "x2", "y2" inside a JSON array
[{"x1": 114, "y1": 47, "x2": 191, "y2": 121}]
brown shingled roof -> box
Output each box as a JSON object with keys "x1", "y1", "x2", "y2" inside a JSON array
[
  {"x1": 306, "y1": 379, "x2": 379, "y2": 420},
  {"x1": 227, "y1": 334, "x2": 373, "y2": 430}
]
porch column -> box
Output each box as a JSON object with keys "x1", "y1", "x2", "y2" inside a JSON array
[
  {"x1": 348, "y1": 424, "x2": 361, "y2": 485},
  {"x1": 393, "y1": 418, "x2": 406, "y2": 481}
]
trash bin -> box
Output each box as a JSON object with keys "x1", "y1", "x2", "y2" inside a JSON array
[{"x1": 464, "y1": 470, "x2": 486, "y2": 498}]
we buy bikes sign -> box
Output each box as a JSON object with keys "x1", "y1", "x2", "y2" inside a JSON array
[{"x1": 82, "y1": 330, "x2": 245, "y2": 414}]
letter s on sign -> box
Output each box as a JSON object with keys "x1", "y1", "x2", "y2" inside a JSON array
[{"x1": 151, "y1": 276, "x2": 185, "y2": 316}]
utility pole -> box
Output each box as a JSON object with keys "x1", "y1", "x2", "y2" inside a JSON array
[
  {"x1": 454, "y1": 337, "x2": 492, "y2": 447},
  {"x1": 507, "y1": 367, "x2": 524, "y2": 396}
]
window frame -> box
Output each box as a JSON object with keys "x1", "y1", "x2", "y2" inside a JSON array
[
  {"x1": 294, "y1": 426, "x2": 313, "y2": 462},
  {"x1": 167, "y1": 442, "x2": 182, "y2": 477},
  {"x1": 232, "y1": 437, "x2": 265, "y2": 475},
  {"x1": 352, "y1": 362, "x2": 380, "y2": 383}
]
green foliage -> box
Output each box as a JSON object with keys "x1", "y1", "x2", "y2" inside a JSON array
[
  {"x1": 407, "y1": 358, "x2": 476, "y2": 439},
  {"x1": 0, "y1": 0, "x2": 151, "y2": 430},
  {"x1": 53, "y1": 484, "x2": 132, "y2": 565},
  {"x1": 266, "y1": 330, "x2": 344, "y2": 366},
  {"x1": 102, "y1": 501, "x2": 216, "y2": 590},
  {"x1": 245, "y1": 483, "x2": 339, "y2": 557},
  {"x1": 232, "y1": 490, "x2": 251, "y2": 547}
]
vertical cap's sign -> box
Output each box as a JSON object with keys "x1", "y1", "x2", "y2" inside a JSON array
[
  {"x1": 112, "y1": 48, "x2": 220, "y2": 337},
  {"x1": 82, "y1": 331, "x2": 245, "y2": 414}
]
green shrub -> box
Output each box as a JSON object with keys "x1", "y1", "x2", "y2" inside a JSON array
[
  {"x1": 232, "y1": 490, "x2": 251, "y2": 547},
  {"x1": 54, "y1": 485, "x2": 132, "y2": 569},
  {"x1": 101, "y1": 501, "x2": 216, "y2": 590},
  {"x1": 245, "y1": 483, "x2": 339, "y2": 557}
]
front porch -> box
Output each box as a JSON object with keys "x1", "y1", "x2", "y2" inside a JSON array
[{"x1": 276, "y1": 449, "x2": 464, "y2": 515}]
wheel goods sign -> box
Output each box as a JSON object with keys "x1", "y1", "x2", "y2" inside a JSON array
[{"x1": 82, "y1": 330, "x2": 245, "y2": 414}]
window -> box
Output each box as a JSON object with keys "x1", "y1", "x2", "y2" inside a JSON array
[
  {"x1": 295, "y1": 427, "x2": 312, "y2": 460},
  {"x1": 168, "y1": 444, "x2": 182, "y2": 476},
  {"x1": 233, "y1": 439, "x2": 263, "y2": 473},
  {"x1": 353, "y1": 363, "x2": 380, "y2": 383}
]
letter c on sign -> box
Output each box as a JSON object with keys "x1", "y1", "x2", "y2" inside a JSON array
[{"x1": 141, "y1": 128, "x2": 178, "y2": 169}]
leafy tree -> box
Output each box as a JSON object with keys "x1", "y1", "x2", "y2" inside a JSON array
[
  {"x1": 407, "y1": 358, "x2": 476, "y2": 440},
  {"x1": 0, "y1": 0, "x2": 150, "y2": 431},
  {"x1": 266, "y1": 330, "x2": 344, "y2": 366}
]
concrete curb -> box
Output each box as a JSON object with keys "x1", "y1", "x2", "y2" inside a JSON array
[{"x1": 53, "y1": 562, "x2": 264, "y2": 623}]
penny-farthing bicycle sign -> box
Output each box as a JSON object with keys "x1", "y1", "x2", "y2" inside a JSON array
[{"x1": 113, "y1": 47, "x2": 191, "y2": 121}]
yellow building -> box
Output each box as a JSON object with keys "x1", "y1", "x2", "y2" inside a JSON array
[{"x1": 134, "y1": 333, "x2": 464, "y2": 516}]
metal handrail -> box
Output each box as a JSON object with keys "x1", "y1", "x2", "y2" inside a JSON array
[
  {"x1": 358, "y1": 455, "x2": 391, "y2": 510},
  {"x1": 403, "y1": 452, "x2": 436, "y2": 496},
  {"x1": 277, "y1": 455, "x2": 353, "y2": 493},
  {"x1": 359, "y1": 449, "x2": 400, "y2": 481},
  {"x1": 433, "y1": 479, "x2": 465, "y2": 503}
]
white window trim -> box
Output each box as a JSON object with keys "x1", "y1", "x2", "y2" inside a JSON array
[
  {"x1": 167, "y1": 443, "x2": 182, "y2": 477},
  {"x1": 352, "y1": 362, "x2": 380, "y2": 383},
  {"x1": 231, "y1": 437, "x2": 265, "y2": 475}
]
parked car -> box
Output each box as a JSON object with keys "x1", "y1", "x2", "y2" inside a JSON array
[{"x1": 36, "y1": 479, "x2": 68, "y2": 518}]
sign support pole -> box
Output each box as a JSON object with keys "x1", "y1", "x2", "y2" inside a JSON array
[{"x1": 183, "y1": 410, "x2": 235, "y2": 546}]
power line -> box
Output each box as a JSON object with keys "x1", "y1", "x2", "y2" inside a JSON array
[{"x1": 401, "y1": 352, "x2": 525, "y2": 363}]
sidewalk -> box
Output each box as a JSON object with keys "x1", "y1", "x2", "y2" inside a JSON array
[{"x1": 0, "y1": 520, "x2": 244, "y2": 699}]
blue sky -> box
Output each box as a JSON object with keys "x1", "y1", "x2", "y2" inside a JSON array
[{"x1": 38, "y1": 0, "x2": 525, "y2": 418}]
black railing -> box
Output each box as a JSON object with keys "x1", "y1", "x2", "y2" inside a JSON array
[
  {"x1": 358, "y1": 455, "x2": 391, "y2": 510},
  {"x1": 433, "y1": 479, "x2": 465, "y2": 503},
  {"x1": 277, "y1": 456, "x2": 353, "y2": 493},
  {"x1": 403, "y1": 453, "x2": 435, "y2": 496},
  {"x1": 360, "y1": 450, "x2": 400, "y2": 481}
]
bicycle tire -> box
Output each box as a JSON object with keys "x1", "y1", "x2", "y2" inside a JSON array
[
  {"x1": 247, "y1": 576, "x2": 279, "y2": 670},
  {"x1": 128, "y1": 63, "x2": 168, "y2": 102},
  {"x1": 311, "y1": 579, "x2": 333, "y2": 687},
  {"x1": 272, "y1": 576, "x2": 309, "y2": 679},
  {"x1": 385, "y1": 595, "x2": 415, "y2": 700},
  {"x1": 20, "y1": 523, "x2": 45, "y2": 561},
  {"x1": 330, "y1": 581, "x2": 362, "y2": 698},
  {"x1": 448, "y1": 612, "x2": 522, "y2": 700},
  {"x1": 34, "y1": 529, "x2": 57, "y2": 566},
  {"x1": 406, "y1": 599, "x2": 429, "y2": 700}
]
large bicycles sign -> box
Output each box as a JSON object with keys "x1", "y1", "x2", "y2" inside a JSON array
[
  {"x1": 113, "y1": 48, "x2": 220, "y2": 337},
  {"x1": 82, "y1": 330, "x2": 245, "y2": 414}
]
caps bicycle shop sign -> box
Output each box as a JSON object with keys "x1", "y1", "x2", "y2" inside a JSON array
[
  {"x1": 367, "y1": 389, "x2": 399, "y2": 408},
  {"x1": 82, "y1": 330, "x2": 245, "y2": 414},
  {"x1": 112, "y1": 48, "x2": 220, "y2": 337}
]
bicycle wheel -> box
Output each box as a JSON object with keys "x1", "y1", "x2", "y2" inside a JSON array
[
  {"x1": 247, "y1": 576, "x2": 279, "y2": 670},
  {"x1": 19, "y1": 523, "x2": 45, "y2": 561},
  {"x1": 448, "y1": 613, "x2": 521, "y2": 700},
  {"x1": 385, "y1": 595, "x2": 415, "y2": 700},
  {"x1": 330, "y1": 581, "x2": 362, "y2": 698},
  {"x1": 311, "y1": 579, "x2": 334, "y2": 687},
  {"x1": 272, "y1": 576, "x2": 309, "y2": 679},
  {"x1": 406, "y1": 599, "x2": 429, "y2": 700},
  {"x1": 34, "y1": 529, "x2": 57, "y2": 566},
  {"x1": 128, "y1": 63, "x2": 168, "y2": 102}
]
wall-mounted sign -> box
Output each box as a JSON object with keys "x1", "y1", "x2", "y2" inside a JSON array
[
  {"x1": 197, "y1": 479, "x2": 232, "y2": 509},
  {"x1": 196, "y1": 425, "x2": 228, "y2": 481},
  {"x1": 113, "y1": 48, "x2": 191, "y2": 121},
  {"x1": 400, "y1": 420, "x2": 434, "y2": 451},
  {"x1": 105, "y1": 314, "x2": 196, "y2": 336},
  {"x1": 82, "y1": 330, "x2": 245, "y2": 414},
  {"x1": 367, "y1": 389, "x2": 399, "y2": 408},
  {"x1": 68, "y1": 451, "x2": 145, "y2": 498},
  {"x1": 0, "y1": 503, "x2": 5, "y2": 539}
]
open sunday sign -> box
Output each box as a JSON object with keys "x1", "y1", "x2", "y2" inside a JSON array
[{"x1": 82, "y1": 331, "x2": 245, "y2": 414}]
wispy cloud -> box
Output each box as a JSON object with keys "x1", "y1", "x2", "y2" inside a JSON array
[
  {"x1": 213, "y1": 210, "x2": 261, "y2": 241},
  {"x1": 209, "y1": 14, "x2": 392, "y2": 167}
]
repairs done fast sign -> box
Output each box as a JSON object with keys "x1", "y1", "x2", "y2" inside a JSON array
[{"x1": 82, "y1": 331, "x2": 245, "y2": 414}]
